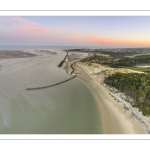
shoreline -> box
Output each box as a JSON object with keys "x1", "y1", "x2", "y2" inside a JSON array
[{"x1": 64, "y1": 51, "x2": 147, "y2": 134}]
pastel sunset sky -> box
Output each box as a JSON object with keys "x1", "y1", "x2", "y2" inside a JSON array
[{"x1": 0, "y1": 16, "x2": 150, "y2": 47}]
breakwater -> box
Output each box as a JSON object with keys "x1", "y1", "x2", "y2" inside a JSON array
[
  {"x1": 70, "y1": 62, "x2": 76, "y2": 75},
  {"x1": 58, "y1": 51, "x2": 68, "y2": 67},
  {"x1": 26, "y1": 75, "x2": 76, "y2": 90},
  {"x1": 70, "y1": 52, "x2": 90, "y2": 75}
]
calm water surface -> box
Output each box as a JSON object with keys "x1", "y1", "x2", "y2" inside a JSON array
[{"x1": 0, "y1": 48, "x2": 101, "y2": 133}]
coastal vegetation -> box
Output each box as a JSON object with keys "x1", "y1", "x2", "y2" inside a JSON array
[
  {"x1": 81, "y1": 51, "x2": 150, "y2": 73},
  {"x1": 104, "y1": 73, "x2": 150, "y2": 116},
  {"x1": 80, "y1": 50, "x2": 150, "y2": 116}
]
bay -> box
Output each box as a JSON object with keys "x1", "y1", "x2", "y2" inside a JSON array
[{"x1": 0, "y1": 48, "x2": 101, "y2": 134}]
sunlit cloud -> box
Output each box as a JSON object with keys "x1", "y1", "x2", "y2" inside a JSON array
[
  {"x1": 72, "y1": 33, "x2": 150, "y2": 46},
  {"x1": 12, "y1": 17, "x2": 36, "y2": 25},
  {"x1": 1, "y1": 29, "x2": 150, "y2": 47},
  {"x1": 0, "y1": 17, "x2": 37, "y2": 25},
  {"x1": 81, "y1": 34, "x2": 110, "y2": 44},
  {"x1": 16, "y1": 27, "x2": 49, "y2": 32},
  {"x1": 1, "y1": 16, "x2": 150, "y2": 47}
]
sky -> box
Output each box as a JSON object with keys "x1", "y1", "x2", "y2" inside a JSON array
[{"x1": 0, "y1": 16, "x2": 150, "y2": 48}]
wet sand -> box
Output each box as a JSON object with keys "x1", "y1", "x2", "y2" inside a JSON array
[
  {"x1": 65, "y1": 52, "x2": 146, "y2": 134},
  {"x1": 0, "y1": 49, "x2": 101, "y2": 133},
  {"x1": 0, "y1": 49, "x2": 146, "y2": 133},
  {"x1": 0, "y1": 50, "x2": 37, "y2": 59}
]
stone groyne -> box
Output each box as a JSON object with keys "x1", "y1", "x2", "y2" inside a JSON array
[
  {"x1": 58, "y1": 51, "x2": 68, "y2": 67},
  {"x1": 70, "y1": 62, "x2": 76, "y2": 75},
  {"x1": 26, "y1": 75, "x2": 77, "y2": 90}
]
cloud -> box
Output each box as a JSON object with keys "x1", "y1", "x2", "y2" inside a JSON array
[
  {"x1": 70, "y1": 33, "x2": 110, "y2": 44},
  {"x1": 0, "y1": 17, "x2": 36, "y2": 25},
  {"x1": 16, "y1": 27, "x2": 49, "y2": 32},
  {"x1": 12, "y1": 17, "x2": 36, "y2": 25},
  {"x1": 70, "y1": 33, "x2": 150, "y2": 46},
  {"x1": 2, "y1": 29, "x2": 150, "y2": 47},
  {"x1": 0, "y1": 17, "x2": 10, "y2": 22},
  {"x1": 29, "y1": 29, "x2": 48, "y2": 32},
  {"x1": 82, "y1": 34, "x2": 110, "y2": 44}
]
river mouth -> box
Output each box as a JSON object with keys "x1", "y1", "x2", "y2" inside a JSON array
[{"x1": 0, "y1": 49, "x2": 101, "y2": 134}]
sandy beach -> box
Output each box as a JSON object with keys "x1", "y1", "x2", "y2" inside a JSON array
[
  {"x1": 64, "y1": 51, "x2": 148, "y2": 134},
  {"x1": 0, "y1": 49, "x2": 148, "y2": 133}
]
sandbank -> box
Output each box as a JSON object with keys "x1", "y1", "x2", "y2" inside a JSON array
[{"x1": 64, "y1": 51, "x2": 147, "y2": 134}]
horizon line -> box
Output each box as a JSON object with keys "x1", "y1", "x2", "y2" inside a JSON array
[{"x1": 0, "y1": 45, "x2": 150, "y2": 49}]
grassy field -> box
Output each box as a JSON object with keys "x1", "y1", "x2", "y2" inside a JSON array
[
  {"x1": 125, "y1": 53, "x2": 150, "y2": 59},
  {"x1": 124, "y1": 66, "x2": 150, "y2": 73},
  {"x1": 83, "y1": 51, "x2": 150, "y2": 73}
]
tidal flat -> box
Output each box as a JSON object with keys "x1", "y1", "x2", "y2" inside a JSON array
[{"x1": 0, "y1": 49, "x2": 100, "y2": 134}]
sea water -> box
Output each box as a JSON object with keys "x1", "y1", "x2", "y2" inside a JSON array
[{"x1": 0, "y1": 47, "x2": 101, "y2": 134}]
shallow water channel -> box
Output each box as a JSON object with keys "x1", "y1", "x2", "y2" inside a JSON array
[{"x1": 0, "y1": 50, "x2": 101, "y2": 134}]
